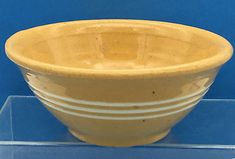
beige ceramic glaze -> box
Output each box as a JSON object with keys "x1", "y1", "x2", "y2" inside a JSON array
[{"x1": 5, "y1": 20, "x2": 233, "y2": 147}]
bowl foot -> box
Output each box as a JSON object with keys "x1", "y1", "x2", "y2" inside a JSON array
[{"x1": 69, "y1": 129, "x2": 170, "y2": 147}]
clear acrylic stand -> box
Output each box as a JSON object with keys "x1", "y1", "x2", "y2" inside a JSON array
[{"x1": 1, "y1": 96, "x2": 235, "y2": 159}]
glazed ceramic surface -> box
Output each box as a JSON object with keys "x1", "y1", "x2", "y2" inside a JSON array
[{"x1": 5, "y1": 20, "x2": 233, "y2": 147}]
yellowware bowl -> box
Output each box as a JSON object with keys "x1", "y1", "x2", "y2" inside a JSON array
[{"x1": 5, "y1": 20, "x2": 233, "y2": 147}]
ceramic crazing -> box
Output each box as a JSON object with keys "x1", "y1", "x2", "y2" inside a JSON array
[{"x1": 5, "y1": 20, "x2": 233, "y2": 147}]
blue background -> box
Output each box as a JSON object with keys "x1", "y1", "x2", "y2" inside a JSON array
[{"x1": 0, "y1": 0, "x2": 234, "y2": 106}]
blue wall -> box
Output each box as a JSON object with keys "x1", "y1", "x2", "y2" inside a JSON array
[{"x1": 0, "y1": 0, "x2": 234, "y2": 106}]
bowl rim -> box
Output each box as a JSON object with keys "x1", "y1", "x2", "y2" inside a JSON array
[{"x1": 5, "y1": 19, "x2": 233, "y2": 78}]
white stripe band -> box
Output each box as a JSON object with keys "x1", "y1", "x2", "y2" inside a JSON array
[
  {"x1": 41, "y1": 99, "x2": 200, "y2": 120},
  {"x1": 27, "y1": 82, "x2": 212, "y2": 107},
  {"x1": 33, "y1": 88, "x2": 207, "y2": 114}
]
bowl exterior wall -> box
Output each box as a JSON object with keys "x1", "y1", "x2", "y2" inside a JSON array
[{"x1": 20, "y1": 67, "x2": 219, "y2": 146}]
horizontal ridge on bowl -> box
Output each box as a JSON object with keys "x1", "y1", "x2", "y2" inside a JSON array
[
  {"x1": 32, "y1": 87, "x2": 207, "y2": 115},
  {"x1": 28, "y1": 81, "x2": 210, "y2": 118},
  {"x1": 27, "y1": 81, "x2": 211, "y2": 111},
  {"x1": 40, "y1": 98, "x2": 200, "y2": 120}
]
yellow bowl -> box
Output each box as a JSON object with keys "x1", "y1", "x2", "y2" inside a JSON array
[{"x1": 5, "y1": 20, "x2": 233, "y2": 147}]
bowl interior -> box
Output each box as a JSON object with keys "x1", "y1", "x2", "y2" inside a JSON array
[{"x1": 6, "y1": 20, "x2": 229, "y2": 70}]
